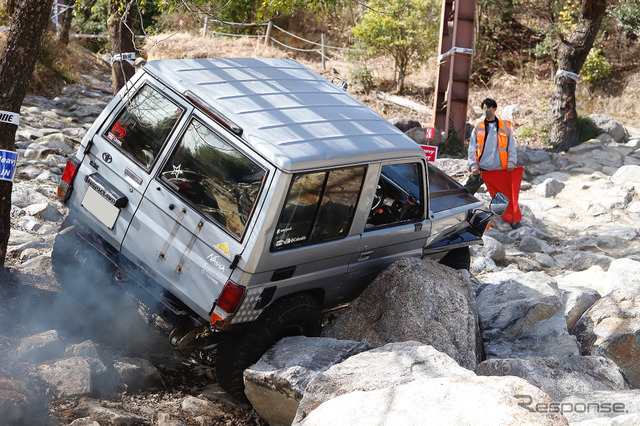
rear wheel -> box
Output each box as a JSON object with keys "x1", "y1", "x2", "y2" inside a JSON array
[
  {"x1": 215, "y1": 293, "x2": 321, "y2": 400},
  {"x1": 439, "y1": 246, "x2": 471, "y2": 271}
]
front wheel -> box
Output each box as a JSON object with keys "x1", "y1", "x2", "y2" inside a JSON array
[
  {"x1": 215, "y1": 293, "x2": 321, "y2": 400},
  {"x1": 438, "y1": 246, "x2": 471, "y2": 271}
]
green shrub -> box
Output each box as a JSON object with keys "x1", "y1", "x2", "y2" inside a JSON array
[
  {"x1": 516, "y1": 120, "x2": 551, "y2": 144},
  {"x1": 580, "y1": 48, "x2": 612, "y2": 85},
  {"x1": 350, "y1": 65, "x2": 374, "y2": 93},
  {"x1": 352, "y1": 0, "x2": 440, "y2": 95},
  {"x1": 577, "y1": 115, "x2": 600, "y2": 142},
  {"x1": 439, "y1": 129, "x2": 465, "y2": 157}
]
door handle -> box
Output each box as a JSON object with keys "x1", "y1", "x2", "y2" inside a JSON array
[{"x1": 358, "y1": 251, "x2": 373, "y2": 261}]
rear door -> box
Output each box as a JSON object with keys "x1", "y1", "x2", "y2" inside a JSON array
[
  {"x1": 72, "y1": 76, "x2": 187, "y2": 250},
  {"x1": 121, "y1": 113, "x2": 272, "y2": 320},
  {"x1": 260, "y1": 166, "x2": 366, "y2": 305}
]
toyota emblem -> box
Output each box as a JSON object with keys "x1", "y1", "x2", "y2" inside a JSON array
[{"x1": 102, "y1": 152, "x2": 113, "y2": 163}]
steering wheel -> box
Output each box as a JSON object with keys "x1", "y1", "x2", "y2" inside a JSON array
[
  {"x1": 370, "y1": 178, "x2": 386, "y2": 212},
  {"x1": 396, "y1": 195, "x2": 418, "y2": 222}
]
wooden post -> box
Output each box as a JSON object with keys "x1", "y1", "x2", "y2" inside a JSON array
[
  {"x1": 264, "y1": 21, "x2": 273, "y2": 45},
  {"x1": 321, "y1": 33, "x2": 326, "y2": 71},
  {"x1": 202, "y1": 16, "x2": 209, "y2": 37}
]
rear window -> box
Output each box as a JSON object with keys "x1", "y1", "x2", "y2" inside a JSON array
[
  {"x1": 272, "y1": 167, "x2": 365, "y2": 251},
  {"x1": 161, "y1": 119, "x2": 266, "y2": 239},
  {"x1": 104, "y1": 84, "x2": 183, "y2": 169}
]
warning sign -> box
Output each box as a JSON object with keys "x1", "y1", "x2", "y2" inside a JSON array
[
  {"x1": 0, "y1": 149, "x2": 18, "y2": 182},
  {"x1": 425, "y1": 127, "x2": 435, "y2": 140},
  {"x1": 420, "y1": 145, "x2": 438, "y2": 163}
]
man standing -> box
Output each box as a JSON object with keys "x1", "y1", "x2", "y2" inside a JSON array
[
  {"x1": 465, "y1": 98, "x2": 522, "y2": 224},
  {"x1": 464, "y1": 98, "x2": 517, "y2": 194}
]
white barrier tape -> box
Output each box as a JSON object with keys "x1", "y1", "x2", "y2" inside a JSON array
[
  {"x1": 0, "y1": 26, "x2": 9, "y2": 32},
  {"x1": 556, "y1": 69, "x2": 580, "y2": 81},
  {"x1": 0, "y1": 110, "x2": 19, "y2": 126},
  {"x1": 438, "y1": 46, "x2": 474, "y2": 63},
  {"x1": 111, "y1": 52, "x2": 136, "y2": 65}
]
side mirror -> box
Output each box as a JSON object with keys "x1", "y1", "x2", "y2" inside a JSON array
[{"x1": 490, "y1": 192, "x2": 509, "y2": 216}]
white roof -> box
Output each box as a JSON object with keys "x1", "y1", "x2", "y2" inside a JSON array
[{"x1": 143, "y1": 58, "x2": 423, "y2": 172}]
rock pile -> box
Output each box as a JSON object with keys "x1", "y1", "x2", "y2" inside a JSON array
[
  {"x1": 3, "y1": 83, "x2": 640, "y2": 426},
  {"x1": 244, "y1": 116, "x2": 640, "y2": 424}
]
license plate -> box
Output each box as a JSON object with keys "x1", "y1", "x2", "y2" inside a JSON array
[{"x1": 81, "y1": 186, "x2": 120, "y2": 229}]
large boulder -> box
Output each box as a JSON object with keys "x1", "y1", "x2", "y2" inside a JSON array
[
  {"x1": 295, "y1": 376, "x2": 567, "y2": 425},
  {"x1": 535, "y1": 178, "x2": 565, "y2": 198},
  {"x1": 612, "y1": 165, "x2": 640, "y2": 192},
  {"x1": 589, "y1": 114, "x2": 627, "y2": 142},
  {"x1": 556, "y1": 264, "x2": 628, "y2": 298},
  {"x1": 564, "y1": 149, "x2": 622, "y2": 172},
  {"x1": 112, "y1": 357, "x2": 165, "y2": 392},
  {"x1": 572, "y1": 281, "x2": 640, "y2": 388},
  {"x1": 294, "y1": 341, "x2": 475, "y2": 423},
  {"x1": 476, "y1": 269, "x2": 580, "y2": 358},
  {"x1": 73, "y1": 399, "x2": 147, "y2": 425},
  {"x1": 472, "y1": 235, "x2": 505, "y2": 261},
  {"x1": 243, "y1": 337, "x2": 372, "y2": 426},
  {"x1": 37, "y1": 357, "x2": 93, "y2": 397},
  {"x1": 560, "y1": 390, "x2": 640, "y2": 424},
  {"x1": 323, "y1": 258, "x2": 482, "y2": 369},
  {"x1": 389, "y1": 117, "x2": 421, "y2": 132},
  {"x1": 476, "y1": 356, "x2": 630, "y2": 402},
  {"x1": 560, "y1": 285, "x2": 601, "y2": 331},
  {"x1": 502, "y1": 104, "x2": 525, "y2": 121},
  {"x1": 604, "y1": 259, "x2": 640, "y2": 293},
  {"x1": 404, "y1": 127, "x2": 446, "y2": 147},
  {"x1": 518, "y1": 146, "x2": 552, "y2": 165},
  {"x1": 15, "y1": 330, "x2": 64, "y2": 363}
]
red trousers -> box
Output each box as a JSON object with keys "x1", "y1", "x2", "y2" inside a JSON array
[{"x1": 481, "y1": 167, "x2": 523, "y2": 223}]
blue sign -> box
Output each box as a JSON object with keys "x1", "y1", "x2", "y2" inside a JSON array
[{"x1": 0, "y1": 149, "x2": 18, "y2": 182}]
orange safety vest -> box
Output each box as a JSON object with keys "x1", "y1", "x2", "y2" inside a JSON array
[{"x1": 475, "y1": 119, "x2": 511, "y2": 169}]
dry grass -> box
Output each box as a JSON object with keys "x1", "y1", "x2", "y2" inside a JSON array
[{"x1": 140, "y1": 33, "x2": 640, "y2": 149}]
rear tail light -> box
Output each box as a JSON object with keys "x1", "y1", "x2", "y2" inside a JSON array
[
  {"x1": 57, "y1": 157, "x2": 80, "y2": 202},
  {"x1": 210, "y1": 281, "x2": 246, "y2": 329}
]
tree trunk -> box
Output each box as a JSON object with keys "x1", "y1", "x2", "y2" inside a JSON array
[
  {"x1": 5, "y1": 0, "x2": 17, "y2": 15},
  {"x1": 397, "y1": 68, "x2": 406, "y2": 95},
  {"x1": 549, "y1": 0, "x2": 608, "y2": 152},
  {"x1": 108, "y1": 0, "x2": 136, "y2": 94},
  {"x1": 0, "y1": 0, "x2": 55, "y2": 269},
  {"x1": 58, "y1": 0, "x2": 73, "y2": 45},
  {"x1": 396, "y1": 57, "x2": 407, "y2": 95}
]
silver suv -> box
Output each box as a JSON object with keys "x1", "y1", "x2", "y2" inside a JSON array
[{"x1": 53, "y1": 58, "x2": 506, "y2": 398}]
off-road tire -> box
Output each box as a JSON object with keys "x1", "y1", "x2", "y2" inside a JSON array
[
  {"x1": 215, "y1": 293, "x2": 322, "y2": 400},
  {"x1": 439, "y1": 246, "x2": 471, "y2": 271}
]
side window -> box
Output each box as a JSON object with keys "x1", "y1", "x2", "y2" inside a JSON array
[
  {"x1": 272, "y1": 167, "x2": 365, "y2": 251},
  {"x1": 104, "y1": 85, "x2": 183, "y2": 169},
  {"x1": 160, "y1": 119, "x2": 266, "y2": 240},
  {"x1": 367, "y1": 162, "x2": 424, "y2": 228}
]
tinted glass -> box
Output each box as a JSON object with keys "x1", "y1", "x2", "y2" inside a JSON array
[
  {"x1": 105, "y1": 85, "x2": 183, "y2": 169},
  {"x1": 272, "y1": 167, "x2": 365, "y2": 250},
  {"x1": 161, "y1": 119, "x2": 266, "y2": 239}
]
